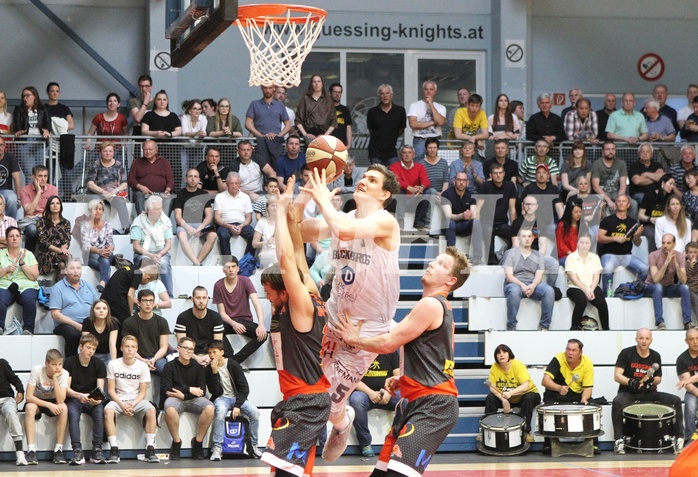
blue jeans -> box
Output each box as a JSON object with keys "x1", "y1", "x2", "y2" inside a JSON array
[
  {"x1": 684, "y1": 392, "x2": 698, "y2": 439},
  {"x1": 88, "y1": 252, "x2": 113, "y2": 283},
  {"x1": 212, "y1": 396, "x2": 260, "y2": 447},
  {"x1": 348, "y1": 391, "x2": 399, "y2": 447},
  {"x1": 0, "y1": 189, "x2": 18, "y2": 219},
  {"x1": 503, "y1": 282, "x2": 554, "y2": 330},
  {"x1": 18, "y1": 139, "x2": 45, "y2": 184},
  {"x1": 412, "y1": 137, "x2": 428, "y2": 160},
  {"x1": 446, "y1": 219, "x2": 483, "y2": 263},
  {"x1": 0, "y1": 287, "x2": 37, "y2": 333},
  {"x1": 601, "y1": 254, "x2": 649, "y2": 293},
  {"x1": 67, "y1": 397, "x2": 104, "y2": 449},
  {"x1": 643, "y1": 283, "x2": 692, "y2": 325},
  {"x1": 134, "y1": 252, "x2": 173, "y2": 298},
  {"x1": 216, "y1": 223, "x2": 254, "y2": 258}
]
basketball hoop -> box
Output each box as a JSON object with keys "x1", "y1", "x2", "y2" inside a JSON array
[{"x1": 235, "y1": 4, "x2": 327, "y2": 88}]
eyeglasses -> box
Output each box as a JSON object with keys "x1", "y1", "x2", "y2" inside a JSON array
[
  {"x1": 179, "y1": 346, "x2": 195, "y2": 352},
  {"x1": 140, "y1": 298, "x2": 155, "y2": 303}
]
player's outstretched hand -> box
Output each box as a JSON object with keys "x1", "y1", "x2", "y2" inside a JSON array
[
  {"x1": 299, "y1": 168, "x2": 339, "y2": 207},
  {"x1": 277, "y1": 175, "x2": 295, "y2": 209},
  {"x1": 333, "y1": 311, "x2": 363, "y2": 347}
]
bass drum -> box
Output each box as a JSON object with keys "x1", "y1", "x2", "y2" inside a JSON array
[{"x1": 623, "y1": 403, "x2": 675, "y2": 453}]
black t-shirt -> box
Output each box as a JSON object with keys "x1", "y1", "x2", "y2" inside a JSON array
[
  {"x1": 45, "y1": 103, "x2": 73, "y2": 120},
  {"x1": 141, "y1": 111, "x2": 181, "y2": 133},
  {"x1": 173, "y1": 187, "x2": 212, "y2": 224},
  {"x1": 483, "y1": 158, "x2": 519, "y2": 183},
  {"x1": 598, "y1": 214, "x2": 638, "y2": 256},
  {"x1": 0, "y1": 154, "x2": 20, "y2": 191},
  {"x1": 441, "y1": 187, "x2": 475, "y2": 216},
  {"x1": 121, "y1": 313, "x2": 171, "y2": 359},
  {"x1": 628, "y1": 161, "x2": 663, "y2": 197},
  {"x1": 367, "y1": 104, "x2": 407, "y2": 159},
  {"x1": 196, "y1": 162, "x2": 229, "y2": 193},
  {"x1": 100, "y1": 267, "x2": 143, "y2": 323},
  {"x1": 81, "y1": 319, "x2": 120, "y2": 355},
  {"x1": 639, "y1": 191, "x2": 668, "y2": 224},
  {"x1": 520, "y1": 184, "x2": 558, "y2": 225},
  {"x1": 615, "y1": 346, "x2": 663, "y2": 394},
  {"x1": 173, "y1": 308, "x2": 225, "y2": 355},
  {"x1": 479, "y1": 180, "x2": 518, "y2": 227},
  {"x1": 63, "y1": 355, "x2": 107, "y2": 394},
  {"x1": 510, "y1": 216, "x2": 541, "y2": 250},
  {"x1": 361, "y1": 352, "x2": 399, "y2": 392},
  {"x1": 331, "y1": 104, "x2": 353, "y2": 146},
  {"x1": 676, "y1": 349, "x2": 698, "y2": 378}
]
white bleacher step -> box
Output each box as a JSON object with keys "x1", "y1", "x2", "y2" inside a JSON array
[{"x1": 62, "y1": 202, "x2": 135, "y2": 234}]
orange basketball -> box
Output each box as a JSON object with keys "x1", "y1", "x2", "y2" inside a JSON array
[{"x1": 305, "y1": 135, "x2": 348, "y2": 181}]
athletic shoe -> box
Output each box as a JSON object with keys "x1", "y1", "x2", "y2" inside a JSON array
[
  {"x1": 594, "y1": 445, "x2": 601, "y2": 455},
  {"x1": 247, "y1": 445, "x2": 262, "y2": 459},
  {"x1": 107, "y1": 446, "x2": 120, "y2": 464},
  {"x1": 53, "y1": 450, "x2": 67, "y2": 464},
  {"x1": 169, "y1": 441, "x2": 181, "y2": 461},
  {"x1": 657, "y1": 322, "x2": 667, "y2": 330},
  {"x1": 361, "y1": 445, "x2": 375, "y2": 457},
  {"x1": 676, "y1": 437, "x2": 685, "y2": 454},
  {"x1": 210, "y1": 447, "x2": 222, "y2": 461},
  {"x1": 525, "y1": 433, "x2": 535, "y2": 443},
  {"x1": 322, "y1": 406, "x2": 355, "y2": 462},
  {"x1": 541, "y1": 446, "x2": 551, "y2": 455},
  {"x1": 614, "y1": 438, "x2": 625, "y2": 455},
  {"x1": 144, "y1": 445, "x2": 160, "y2": 463},
  {"x1": 91, "y1": 448, "x2": 106, "y2": 464},
  {"x1": 191, "y1": 438, "x2": 205, "y2": 460},
  {"x1": 16, "y1": 451, "x2": 28, "y2": 466},
  {"x1": 69, "y1": 448, "x2": 84, "y2": 465},
  {"x1": 25, "y1": 450, "x2": 38, "y2": 465}
]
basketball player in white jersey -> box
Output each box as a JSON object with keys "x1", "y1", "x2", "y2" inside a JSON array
[{"x1": 295, "y1": 164, "x2": 402, "y2": 461}]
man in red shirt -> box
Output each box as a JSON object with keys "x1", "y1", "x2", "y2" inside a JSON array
[
  {"x1": 389, "y1": 146, "x2": 431, "y2": 230},
  {"x1": 127, "y1": 140, "x2": 174, "y2": 215}
]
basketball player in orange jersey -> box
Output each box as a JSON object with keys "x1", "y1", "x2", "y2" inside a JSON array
[
  {"x1": 334, "y1": 247, "x2": 470, "y2": 477},
  {"x1": 260, "y1": 176, "x2": 330, "y2": 477},
  {"x1": 295, "y1": 165, "x2": 401, "y2": 461}
]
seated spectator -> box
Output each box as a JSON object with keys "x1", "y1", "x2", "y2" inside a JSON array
[
  {"x1": 482, "y1": 138, "x2": 519, "y2": 184},
  {"x1": 567, "y1": 176, "x2": 605, "y2": 237},
  {"x1": 36, "y1": 195, "x2": 70, "y2": 279},
  {"x1": 0, "y1": 137, "x2": 21, "y2": 219},
  {"x1": 680, "y1": 96, "x2": 698, "y2": 142},
  {"x1": 556, "y1": 199, "x2": 583, "y2": 266},
  {"x1": 206, "y1": 339, "x2": 262, "y2": 461},
  {"x1": 348, "y1": 352, "x2": 400, "y2": 457},
  {"x1": 174, "y1": 286, "x2": 226, "y2": 365},
  {"x1": 104, "y1": 335, "x2": 159, "y2": 464},
  {"x1": 644, "y1": 233, "x2": 691, "y2": 330},
  {"x1": 121, "y1": 289, "x2": 171, "y2": 375},
  {"x1": 645, "y1": 99, "x2": 676, "y2": 142},
  {"x1": 136, "y1": 277, "x2": 172, "y2": 316},
  {"x1": 180, "y1": 99, "x2": 208, "y2": 184},
  {"x1": 24, "y1": 349, "x2": 69, "y2": 465},
  {"x1": 212, "y1": 258, "x2": 268, "y2": 367},
  {"x1": 560, "y1": 141, "x2": 591, "y2": 203},
  {"x1": 670, "y1": 145, "x2": 697, "y2": 194},
  {"x1": 597, "y1": 195, "x2": 648, "y2": 294},
  {"x1": 0, "y1": 226, "x2": 39, "y2": 334},
  {"x1": 389, "y1": 145, "x2": 431, "y2": 230},
  {"x1": 449, "y1": 142, "x2": 484, "y2": 193},
  {"x1": 441, "y1": 171, "x2": 483, "y2": 264},
  {"x1": 519, "y1": 140, "x2": 559, "y2": 187},
  {"x1": 100, "y1": 261, "x2": 158, "y2": 325},
  {"x1": 0, "y1": 356, "x2": 28, "y2": 465},
  {"x1": 80, "y1": 199, "x2": 114, "y2": 291},
  {"x1": 162, "y1": 336, "x2": 214, "y2": 461},
  {"x1": 206, "y1": 98, "x2": 242, "y2": 139},
  {"x1": 503, "y1": 228, "x2": 555, "y2": 331},
  {"x1": 252, "y1": 195, "x2": 278, "y2": 269},
  {"x1": 18, "y1": 165, "x2": 58, "y2": 253},
  {"x1": 639, "y1": 174, "x2": 676, "y2": 253},
  {"x1": 488, "y1": 94, "x2": 520, "y2": 140},
  {"x1": 213, "y1": 172, "x2": 255, "y2": 258},
  {"x1": 85, "y1": 141, "x2": 130, "y2": 234},
  {"x1": 564, "y1": 98, "x2": 599, "y2": 143},
  {"x1": 81, "y1": 299, "x2": 119, "y2": 364},
  {"x1": 683, "y1": 170, "x2": 698, "y2": 228},
  {"x1": 173, "y1": 168, "x2": 217, "y2": 266},
  {"x1": 274, "y1": 135, "x2": 305, "y2": 192},
  {"x1": 655, "y1": 197, "x2": 692, "y2": 253},
  {"x1": 63, "y1": 333, "x2": 107, "y2": 465},
  {"x1": 592, "y1": 141, "x2": 637, "y2": 218},
  {"x1": 329, "y1": 155, "x2": 366, "y2": 197},
  {"x1": 196, "y1": 146, "x2": 228, "y2": 195},
  {"x1": 131, "y1": 195, "x2": 173, "y2": 298},
  {"x1": 127, "y1": 139, "x2": 174, "y2": 215},
  {"x1": 606, "y1": 93, "x2": 649, "y2": 144},
  {"x1": 230, "y1": 139, "x2": 277, "y2": 202},
  {"x1": 50, "y1": 257, "x2": 99, "y2": 358},
  {"x1": 309, "y1": 252, "x2": 333, "y2": 293},
  {"x1": 140, "y1": 90, "x2": 182, "y2": 140},
  {"x1": 83, "y1": 93, "x2": 129, "y2": 150},
  {"x1": 478, "y1": 163, "x2": 518, "y2": 265},
  {"x1": 253, "y1": 177, "x2": 279, "y2": 221},
  {"x1": 521, "y1": 164, "x2": 560, "y2": 226},
  {"x1": 0, "y1": 194, "x2": 18, "y2": 249},
  {"x1": 417, "y1": 137, "x2": 450, "y2": 203},
  {"x1": 565, "y1": 233, "x2": 608, "y2": 330},
  {"x1": 629, "y1": 143, "x2": 665, "y2": 206}
]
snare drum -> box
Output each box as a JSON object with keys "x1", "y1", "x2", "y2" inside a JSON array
[
  {"x1": 623, "y1": 403, "x2": 675, "y2": 453},
  {"x1": 477, "y1": 412, "x2": 529, "y2": 456},
  {"x1": 536, "y1": 403, "x2": 603, "y2": 437}
]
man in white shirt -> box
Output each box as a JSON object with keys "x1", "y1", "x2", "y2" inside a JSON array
[
  {"x1": 230, "y1": 140, "x2": 277, "y2": 202},
  {"x1": 407, "y1": 80, "x2": 446, "y2": 160},
  {"x1": 213, "y1": 172, "x2": 254, "y2": 258}
]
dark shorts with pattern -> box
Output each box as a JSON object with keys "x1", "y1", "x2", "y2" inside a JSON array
[
  {"x1": 383, "y1": 394, "x2": 458, "y2": 476},
  {"x1": 263, "y1": 392, "x2": 331, "y2": 472}
]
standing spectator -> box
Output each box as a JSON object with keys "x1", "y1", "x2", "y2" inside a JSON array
[
  {"x1": 565, "y1": 233, "x2": 608, "y2": 330},
  {"x1": 645, "y1": 99, "x2": 676, "y2": 143},
  {"x1": 36, "y1": 196, "x2": 71, "y2": 278},
  {"x1": 649, "y1": 84, "x2": 679, "y2": 132},
  {"x1": 488, "y1": 94, "x2": 520, "y2": 140},
  {"x1": 478, "y1": 163, "x2": 518, "y2": 265},
  {"x1": 348, "y1": 352, "x2": 400, "y2": 457},
  {"x1": 129, "y1": 75, "x2": 154, "y2": 137},
  {"x1": 445, "y1": 87, "x2": 470, "y2": 140},
  {"x1": 526, "y1": 93, "x2": 565, "y2": 145},
  {"x1": 629, "y1": 143, "x2": 665, "y2": 205},
  {"x1": 519, "y1": 140, "x2": 560, "y2": 187},
  {"x1": 441, "y1": 171, "x2": 483, "y2": 263},
  {"x1": 81, "y1": 299, "x2": 119, "y2": 364},
  {"x1": 131, "y1": 195, "x2": 174, "y2": 298},
  {"x1": 329, "y1": 83, "x2": 353, "y2": 148},
  {"x1": 390, "y1": 145, "x2": 431, "y2": 230},
  {"x1": 678, "y1": 85, "x2": 698, "y2": 131},
  {"x1": 655, "y1": 197, "x2": 692, "y2": 252},
  {"x1": 274, "y1": 87, "x2": 296, "y2": 136},
  {"x1": 510, "y1": 100, "x2": 526, "y2": 139},
  {"x1": 561, "y1": 88, "x2": 583, "y2": 121},
  {"x1": 140, "y1": 90, "x2": 182, "y2": 140},
  {"x1": 63, "y1": 333, "x2": 107, "y2": 465},
  {"x1": 0, "y1": 137, "x2": 21, "y2": 218},
  {"x1": 596, "y1": 93, "x2": 617, "y2": 142},
  {"x1": 367, "y1": 84, "x2": 406, "y2": 167},
  {"x1": 560, "y1": 141, "x2": 591, "y2": 203},
  {"x1": 452, "y1": 93, "x2": 489, "y2": 148},
  {"x1": 449, "y1": 142, "x2": 485, "y2": 193},
  {"x1": 100, "y1": 262, "x2": 158, "y2": 325},
  {"x1": 606, "y1": 93, "x2": 649, "y2": 144},
  {"x1": 50, "y1": 258, "x2": 99, "y2": 358},
  {"x1": 274, "y1": 135, "x2": 305, "y2": 191},
  {"x1": 45, "y1": 83, "x2": 75, "y2": 133},
  {"x1": 213, "y1": 172, "x2": 255, "y2": 258},
  {"x1": 564, "y1": 98, "x2": 599, "y2": 143},
  {"x1": 295, "y1": 75, "x2": 337, "y2": 142},
  {"x1": 0, "y1": 226, "x2": 39, "y2": 334},
  {"x1": 161, "y1": 336, "x2": 214, "y2": 461},
  {"x1": 173, "y1": 168, "x2": 218, "y2": 266},
  {"x1": 85, "y1": 141, "x2": 130, "y2": 234},
  {"x1": 127, "y1": 139, "x2": 174, "y2": 215},
  {"x1": 592, "y1": 141, "x2": 636, "y2": 218},
  {"x1": 11, "y1": 86, "x2": 50, "y2": 180},
  {"x1": 680, "y1": 96, "x2": 698, "y2": 142},
  {"x1": 121, "y1": 289, "x2": 171, "y2": 375},
  {"x1": 407, "y1": 80, "x2": 446, "y2": 160},
  {"x1": 179, "y1": 99, "x2": 208, "y2": 184},
  {"x1": 201, "y1": 98, "x2": 216, "y2": 119},
  {"x1": 84, "y1": 92, "x2": 129, "y2": 150},
  {"x1": 196, "y1": 146, "x2": 228, "y2": 195},
  {"x1": 174, "y1": 286, "x2": 226, "y2": 365},
  {"x1": 19, "y1": 165, "x2": 58, "y2": 253},
  {"x1": 80, "y1": 199, "x2": 114, "y2": 291},
  {"x1": 0, "y1": 90, "x2": 11, "y2": 135},
  {"x1": 0, "y1": 356, "x2": 28, "y2": 465},
  {"x1": 0, "y1": 194, "x2": 17, "y2": 249},
  {"x1": 245, "y1": 85, "x2": 291, "y2": 166},
  {"x1": 483, "y1": 138, "x2": 519, "y2": 184},
  {"x1": 669, "y1": 145, "x2": 697, "y2": 194},
  {"x1": 556, "y1": 199, "x2": 583, "y2": 266},
  {"x1": 676, "y1": 327, "x2": 698, "y2": 441}
]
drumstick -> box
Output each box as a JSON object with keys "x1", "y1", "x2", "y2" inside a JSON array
[
  {"x1": 639, "y1": 363, "x2": 659, "y2": 385},
  {"x1": 484, "y1": 380, "x2": 502, "y2": 399},
  {"x1": 571, "y1": 373, "x2": 580, "y2": 383}
]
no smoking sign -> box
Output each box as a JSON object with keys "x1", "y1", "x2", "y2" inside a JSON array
[{"x1": 637, "y1": 53, "x2": 664, "y2": 82}]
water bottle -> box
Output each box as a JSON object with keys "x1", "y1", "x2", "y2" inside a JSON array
[{"x1": 606, "y1": 279, "x2": 613, "y2": 298}]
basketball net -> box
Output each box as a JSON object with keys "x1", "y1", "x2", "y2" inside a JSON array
[{"x1": 235, "y1": 4, "x2": 327, "y2": 88}]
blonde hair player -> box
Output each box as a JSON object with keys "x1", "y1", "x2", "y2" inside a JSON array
[{"x1": 295, "y1": 165, "x2": 401, "y2": 461}]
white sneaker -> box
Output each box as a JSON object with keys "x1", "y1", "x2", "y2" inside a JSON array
[
  {"x1": 16, "y1": 451, "x2": 28, "y2": 466},
  {"x1": 676, "y1": 437, "x2": 685, "y2": 454},
  {"x1": 614, "y1": 438, "x2": 625, "y2": 455},
  {"x1": 210, "y1": 447, "x2": 222, "y2": 461},
  {"x1": 322, "y1": 406, "x2": 355, "y2": 462}
]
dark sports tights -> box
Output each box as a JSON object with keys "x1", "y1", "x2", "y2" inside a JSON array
[{"x1": 370, "y1": 470, "x2": 407, "y2": 477}]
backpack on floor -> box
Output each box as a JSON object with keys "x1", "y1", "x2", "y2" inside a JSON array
[{"x1": 222, "y1": 415, "x2": 252, "y2": 457}]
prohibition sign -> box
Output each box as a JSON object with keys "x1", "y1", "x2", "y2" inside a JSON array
[
  {"x1": 506, "y1": 44, "x2": 524, "y2": 63},
  {"x1": 637, "y1": 53, "x2": 664, "y2": 81},
  {"x1": 154, "y1": 52, "x2": 172, "y2": 70}
]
